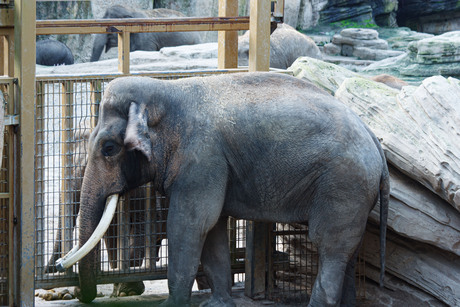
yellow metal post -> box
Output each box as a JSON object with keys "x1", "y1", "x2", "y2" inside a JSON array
[
  {"x1": 60, "y1": 81, "x2": 74, "y2": 270},
  {"x1": 218, "y1": 0, "x2": 238, "y2": 69},
  {"x1": 249, "y1": 0, "x2": 271, "y2": 71},
  {"x1": 14, "y1": 0, "x2": 36, "y2": 305},
  {"x1": 118, "y1": 31, "x2": 130, "y2": 74}
]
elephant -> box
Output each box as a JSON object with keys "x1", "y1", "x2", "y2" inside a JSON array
[
  {"x1": 44, "y1": 122, "x2": 167, "y2": 297},
  {"x1": 370, "y1": 73, "x2": 408, "y2": 90},
  {"x1": 72, "y1": 72, "x2": 389, "y2": 306},
  {"x1": 90, "y1": 5, "x2": 202, "y2": 62},
  {"x1": 238, "y1": 23, "x2": 323, "y2": 69},
  {"x1": 36, "y1": 39, "x2": 74, "y2": 66}
]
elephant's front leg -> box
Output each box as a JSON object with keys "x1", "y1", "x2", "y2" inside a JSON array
[{"x1": 161, "y1": 163, "x2": 229, "y2": 307}]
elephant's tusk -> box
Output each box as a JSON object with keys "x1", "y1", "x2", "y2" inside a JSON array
[{"x1": 55, "y1": 194, "x2": 119, "y2": 272}]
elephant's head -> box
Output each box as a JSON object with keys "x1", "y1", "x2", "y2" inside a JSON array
[{"x1": 72, "y1": 77, "x2": 170, "y2": 302}]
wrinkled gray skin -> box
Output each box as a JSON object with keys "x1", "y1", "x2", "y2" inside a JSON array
[
  {"x1": 90, "y1": 5, "x2": 201, "y2": 62},
  {"x1": 77, "y1": 72, "x2": 389, "y2": 306},
  {"x1": 36, "y1": 39, "x2": 74, "y2": 66},
  {"x1": 238, "y1": 23, "x2": 323, "y2": 69}
]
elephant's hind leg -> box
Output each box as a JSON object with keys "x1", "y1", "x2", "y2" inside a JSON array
[
  {"x1": 307, "y1": 204, "x2": 368, "y2": 306},
  {"x1": 200, "y1": 217, "x2": 235, "y2": 307}
]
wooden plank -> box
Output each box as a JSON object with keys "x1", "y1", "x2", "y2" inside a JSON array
[
  {"x1": 14, "y1": 0, "x2": 36, "y2": 304},
  {"x1": 36, "y1": 16, "x2": 250, "y2": 35},
  {"x1": 217, "y1": 0, "x2": 238, "y2": 69},
  {"x1": 249, "y1": 0, "x2": 270, "y2": 71},
  {"x1": 118, "y1": 32, "x2": 130, "y2": 74},
  {"x1": 245, "y1": 221, "x2": 270, "y2": 299}
]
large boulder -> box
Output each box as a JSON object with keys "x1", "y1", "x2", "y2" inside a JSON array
[
  {"x1": 323, "y1": 28, "x2": 404, "y2": 61},
  {"x1": 364, "y1": 31, "x2": 460, "y2": 78}
]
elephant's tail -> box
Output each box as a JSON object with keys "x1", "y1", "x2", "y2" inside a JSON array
[{"x1": 378, "y1": 147, "x2": 390, "y2": 288}]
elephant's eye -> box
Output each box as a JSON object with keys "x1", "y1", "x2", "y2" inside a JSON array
[{"x1": 102, "y1": 140, "x2": 121, "y2": 157}]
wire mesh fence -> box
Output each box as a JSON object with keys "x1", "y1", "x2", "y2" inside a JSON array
[{"x1": 28, "y1": 71, "x2": 365, "y2": 303}]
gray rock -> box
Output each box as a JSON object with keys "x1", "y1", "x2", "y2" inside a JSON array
[
  {"x1": 332, "y1": 33, "x2": 389, "y2": 49},
  {"x1": 364, "y1": 32, "x2": 460, "y2": 78},
  {"x1": 407, "y1": 31, "x2": 460, "y2": 64},
  {"x1": 340, "y1": 28, "x2": 379, "y2": 40},
  {"x1": 353, "y1": 46, "x2": 404, "y2": 61}
]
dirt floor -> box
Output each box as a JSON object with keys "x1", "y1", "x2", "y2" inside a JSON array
[{"x1": 35, "y1": 282, "x2": 292, "y2": 307}]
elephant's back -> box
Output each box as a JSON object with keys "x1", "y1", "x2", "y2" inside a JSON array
[{"x1": 146, "y1": 8, "x2": 186, "y2": 18}]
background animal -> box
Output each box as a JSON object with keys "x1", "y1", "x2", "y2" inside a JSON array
[
  {"x1": 73, "y1": 72, "x2": 388, "y2": 306},
  {"x1": 36, "y1": 39, "x2": 74, "y2": 66},
  {"x1": 238, "y1": 23, "x2": 322, "y2": 69},
  {"x1": 370, "y1": 73, "x2": 409, "y2": 90},
  {"x1": 90, "y1": 5, "x2": 201, "y2": 62}
]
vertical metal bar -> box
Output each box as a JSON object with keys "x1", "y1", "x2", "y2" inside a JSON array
[
  {"x1": 144, "y1": 185, "x2": 153, "y2": 269},
  {"x1": 14, "y1": 0, "x2": 36, "y2": 304},
  {"x1": 218, "y1": 0, "x2": 238, "y2": 69},
  {"x1": 266, "y1": 223, "x2": 275, "y2": 299},
  {"x1": 6, "y1": 81, "x2": 14, "y2": 306},
  {"x1": 60, "y1": 81, "x2": 74, "y2": 273},
  {"x1": 118, "y1": 31, "x2": 130, "y2": 74},
  {"x1": 117, "y1": 196, "x2": 130, "y2": 273},
  {"x1": 90, "y1": 80, "x2": 102, "y2": 128},
  {"x1": 249, "y1": 0, "x2": 271, "y2": 71},
  {"x1": 0, "y1": 36, "x2": 4, "y2": 75},
  {"x1": 34, "y1": 81, "x2": 44, "y2": 278}
]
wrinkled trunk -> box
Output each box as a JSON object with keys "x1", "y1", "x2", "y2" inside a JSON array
[
  {"x1": 90, "y1": 34, "x2": 107, "y2": 62},
  {"x1": 76, "y1": 179, "x2": 107, "y2": 303}
]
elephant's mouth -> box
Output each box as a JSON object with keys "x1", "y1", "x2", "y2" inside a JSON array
[{"x1": 55, "y1": 194, "x2": 119, "y2": 272}]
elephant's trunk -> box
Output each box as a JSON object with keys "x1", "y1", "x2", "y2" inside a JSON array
[
  {"x1": 90, "y1": 34, "x2": 107, "y2": 62},
  {"x1": 73, "y1": 191, "x2": 118, "y2": 303}
]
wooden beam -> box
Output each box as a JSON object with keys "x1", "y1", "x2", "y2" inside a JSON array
[
  {"x1": 249, "y1": 0, "x2": 271, "y2": 71},
  {"x1": 36, "y1": 16, "x2": 250, "y2": 35},
  {"x1": 118, "y1": 31, "x2": 130, "y2": 74},
  {"x1": 14, "y1": 0, "x2": 36, "y2": 305},
  {"x1": 217, "y1": 0, "x2": 238, "y2": 69}
]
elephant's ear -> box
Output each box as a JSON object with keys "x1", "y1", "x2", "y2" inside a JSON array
[{"x1": 124, "y1": 102, "x2": 152, "y2": 161}]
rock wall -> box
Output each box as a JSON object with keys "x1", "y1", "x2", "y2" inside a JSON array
[{"x1": 397, "y1": 0, "x2": 460, "y2": 34}]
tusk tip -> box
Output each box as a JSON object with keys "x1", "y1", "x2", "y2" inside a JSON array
[{"x1": 55, "y1": 259, "x2": 67, "y2": 272}]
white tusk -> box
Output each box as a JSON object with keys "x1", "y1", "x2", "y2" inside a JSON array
[{"x1": 55, "y1": 194, "x2": 119, "y2": 272}]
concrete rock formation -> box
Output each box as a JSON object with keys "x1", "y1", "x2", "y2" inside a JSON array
[
  {"x1": 364, "y1": 31, "x2": 460, "y2": 78},
  {"x1": 324, "y1": 28, "x2": 404, "y2": 61}
]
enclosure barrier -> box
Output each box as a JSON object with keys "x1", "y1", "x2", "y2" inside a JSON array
[{"x1": 0, "y1": 0, "x2": 366, "y2": 305}]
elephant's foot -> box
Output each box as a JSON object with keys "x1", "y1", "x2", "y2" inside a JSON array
[
  {"x1": 74, "y1": 286, "x2": 98, "y2": 303},
  {"x1": 159, "y1": 297, "x2": 191, "y2": 307},
  {"x1": 111, "y1": 281, "x2": 145, "y2": 297},
  {"x1": 199, "y1": 295, "x2": 236, "y2": 307}
]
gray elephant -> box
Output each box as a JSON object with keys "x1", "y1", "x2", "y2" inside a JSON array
[
  {"x1": 90, "y1": 5, "x2": 201, "y2": 62},
  {"x1": 72, "y1": 72, "x2": 389, "y2": 306},
  {"x1": 238, "y1": 23, "x2": 323, "y2": 69},
  {"x1": 36, "y1": 39, "x2": 74, "y2": 66}
]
